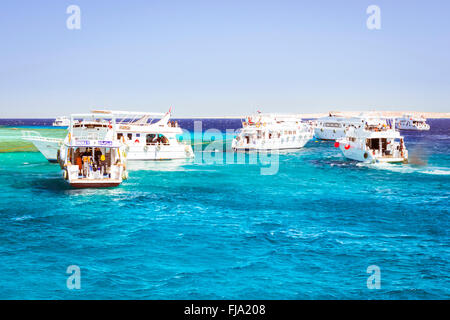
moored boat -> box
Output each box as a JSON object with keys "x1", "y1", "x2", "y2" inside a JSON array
[
  {"x1": 52, "y1": 116, "x2": 70, "y2": 127},
  {"x1": 396, "y1": 114, "x2": 430, "y2": 131},
  {"x1": 232, "y1": 113, "x2": 313, "y2": 151},
  {"x1": 336, "y1": 116, "x2": 408, "y2": 163},
  {"x1": 58, "y1": 113, "x2": 128, "y2": 188}
]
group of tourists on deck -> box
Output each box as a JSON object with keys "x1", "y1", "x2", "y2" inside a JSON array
[
  {"x1": 74, "y1": 147, "x2": 108, "y2": 178},
  {"x1": 168, "y1": 121, "x2": 179, "y2": 128}
]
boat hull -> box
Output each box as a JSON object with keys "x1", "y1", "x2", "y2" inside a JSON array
[
  {"x1": 126, "y1": 144, "x2": 194, "y2": 160},
  {"x1": 24, "y1": 138, "x2": 61, "y2": 162},
  {"x1": 67, "y1": 179, "x2": 122, "y2": 188},
  {"x1": 339, "y1": 145, "x2": 407, "y2": 163},
  {"x1": 232, "y1": 135, "x2": 312, "y2": 152},
  {"x1": 314, "y1": 128, "x2": 346, "y2": 140}
]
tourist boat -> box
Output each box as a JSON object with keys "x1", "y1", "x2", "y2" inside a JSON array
[
  {"x1": 231, "y1": 113, "x2": 313, "y2": 151},
  {"x1": 396, "y1": 114, "x2": 430, "y2": 131},
  {"x1": 25, "y1": 109, "x2": 194, "y2": 162},
  {"x1": 91, "y1": 109, "x2": 194, "y2": 160},
  {"x1": 314, "y1": 113, "x2": 362, "y2": 140},
  {"x1": 21, "y1": 131, "x2": 63, "y2": 163},
  {"x1": 335, "y1": 116, "x2": 408, "y2": 163},
  {"x1": 58, "y1": 113, "x2": 128, "y2": 188},
  {"x1": 52, "y1": 116, "x2": 70, "y2": 127}
]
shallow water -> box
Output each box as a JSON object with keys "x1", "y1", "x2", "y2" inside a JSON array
[{"x1": 0, "y1": 119, "x2": 448, "y2": 299}]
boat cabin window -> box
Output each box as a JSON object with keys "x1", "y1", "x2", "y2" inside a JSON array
[
  {"x1": 146, "y1": 134, "x2": 156, "y2": 145},
  {"x1": 146, "y1": 134, "x2": 169, "y2": 145},
  {"x1": 127, "y1": 133, "x2": 133, "y2": 140},
  {"x1": 324, "y1": 123, "x2": 340, "y2": 128},
  {"x1": 117, "y1": 133, "x2": 123, "y2": 140}
]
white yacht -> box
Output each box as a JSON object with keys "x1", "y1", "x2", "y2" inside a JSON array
[
  {"x1": 336, "y1": 116, "x2": 408, "y2": 163},
  {"x1": 91, "y1": 109, "x2": 194, "y2": 160},
  {"x1": 52, "y1": 116, "x2": 70, "y2": 127},
  {"x1": 58, "y1": 113, "x2": 128, "y2": 188},
  {"x1": 232, "y1": 113, "x2": 313, "y2": 151},
  {"x1": 396, "y1": 114, "x2": 430, "y2": 131},
  {"x1": 314, "y1": 113, "x2": 362, "y2": 140}
]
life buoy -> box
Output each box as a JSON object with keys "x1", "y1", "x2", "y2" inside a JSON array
[
  {"x1": 344, "y1": 144, "x2": 351, "y2": 150},
  {"x1": 334, "y1": 142, "x2": 340, "y2": 148},
  {"x1": 135, "y1": 139, "x2": 140, "y2": 143}
]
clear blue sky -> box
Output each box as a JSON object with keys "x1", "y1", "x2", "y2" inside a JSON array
[{"x1": 0, "y1": 0, "x2": 449, "y2": 117}]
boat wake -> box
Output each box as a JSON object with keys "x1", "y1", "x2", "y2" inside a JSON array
[
  {"x1": 358, "y1": 162, "x2": 450, "y2": 176},
  {"x1": 421, "y1": 169, "x2": 450, "y2": 175}
]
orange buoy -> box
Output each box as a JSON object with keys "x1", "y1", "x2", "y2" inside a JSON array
[
  {"x1": 344, "y1": 144, "x2": 351, "y2": 150},
  {"x1": 334, "y1": 142, "x2": 340, "y2": 148}
]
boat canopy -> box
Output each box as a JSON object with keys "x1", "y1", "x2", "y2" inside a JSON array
[{"x1": 92, "y1": 109, "x2": 169, "y2": 126}]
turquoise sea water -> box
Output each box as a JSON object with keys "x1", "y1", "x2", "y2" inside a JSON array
[{"x1": 0, "y1": 119, "x2": 449, "y2": 299}]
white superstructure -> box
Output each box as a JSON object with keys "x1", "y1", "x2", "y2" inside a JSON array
[
  {"x1": 52, "y1": 116, "x2": 70, "y2": 127},
  {"x1": 92, "y1": 109, "x2": 194, "y2": 160},
  {"x1": 314, "y1": 113, "x2": 362, "y2": 140},
  {"x1": 232, "y1": 113, "x2": 313, "y2": 151},
  {"x1": 396, "y1": 114, "x2": 430, "y2": 131},
  {"x1": 336, "y1": 116, "x2": 408, "y2": 163},
  {"x1": 58, "y1": 113, "x2": 128, "y2": 188}
]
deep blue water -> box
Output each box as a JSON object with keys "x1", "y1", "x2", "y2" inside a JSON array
[{"x1": 0, "y1": 119, "x2": 448, "y2": 299}]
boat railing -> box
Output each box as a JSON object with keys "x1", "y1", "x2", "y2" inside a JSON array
[{"x1": 21, "y1": 130, "x2": 63, "y2": 142}]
